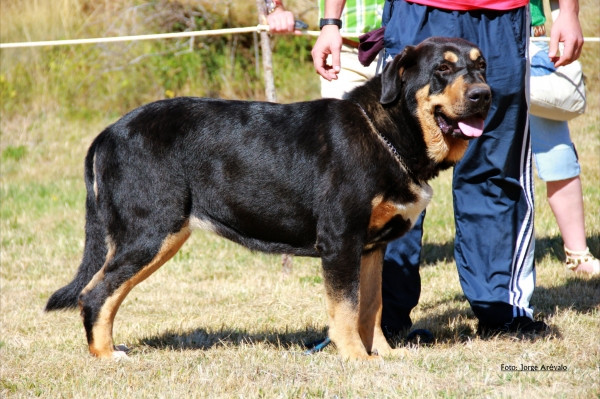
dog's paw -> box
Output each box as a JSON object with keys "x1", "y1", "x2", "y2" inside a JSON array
[
  {"x1": 340, "y1": 350, "x2": 384, "y2": 362},
  {"x1": 350, "y1": 352, "x2": 385, "y2": 362},
  {"x1": 371, "y1": 341, "x2": 393, "y2": 357}
]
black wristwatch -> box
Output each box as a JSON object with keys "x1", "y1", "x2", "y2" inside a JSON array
[{"x1": 319, "y1": 18, "x2": 342, "y2": 30}]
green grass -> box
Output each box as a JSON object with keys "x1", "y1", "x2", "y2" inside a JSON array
[
  {"x1": 1, "y1": 0, "x2": 599, "y2": 398},
  {"x1": 1, "y1": 105, "x2": 598, "y2": 398},
  {"x1": 1, "y1": 145, "x2": 27, "y2": 162}
]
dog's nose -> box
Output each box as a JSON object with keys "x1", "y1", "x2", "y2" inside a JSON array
[{"x1": 467, "y1": 86, "x2": 491, "y2": 107}]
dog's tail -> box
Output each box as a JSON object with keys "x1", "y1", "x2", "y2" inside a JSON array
[{"x1": 45, "y1": 137, "x2": 108, "y2": 311}]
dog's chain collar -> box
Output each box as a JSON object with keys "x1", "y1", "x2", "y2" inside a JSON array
[{"x1": 354, "y1": 102, "x2": 413, "y2": 177}]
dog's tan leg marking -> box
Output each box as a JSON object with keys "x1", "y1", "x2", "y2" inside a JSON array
[
  {"x1": 88, "y1": 226, "x2": 191, "y2": 359},
  {"x1": 80, "y1": 236, "x2": 116, "y2": 298},
  {"x1": 325, "y1": 293, "x2": 379, "y2": 360},
  {"x1": 358, "y1": 248, "x2": 392, "y2": 357}
]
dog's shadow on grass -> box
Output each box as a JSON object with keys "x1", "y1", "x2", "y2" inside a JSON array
[{"x1": 139, "y1": 326, "x2": 328, "y2": 352}]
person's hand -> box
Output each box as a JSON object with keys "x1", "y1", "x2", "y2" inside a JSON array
[
  {"x1": 548, "y1": 8, "x2": 583, "y2": 67},
  {"x1": 266, "y1": 9, "x2": 300, "y2": 34},
  {"x1": 311, "y1": 25, "x2": 343, "y2": 81}
]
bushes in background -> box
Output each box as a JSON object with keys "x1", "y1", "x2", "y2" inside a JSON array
[{"x1": 0, "y1": 0, "x2": 320, "y2": 119}]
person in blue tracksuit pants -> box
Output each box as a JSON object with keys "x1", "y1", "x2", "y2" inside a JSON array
[
  {"x1": 313, "y1": 0, "x2": 584, "y2": 336},
  {"x1": 379, "y1": 0, "x2": 583, "y2": 335}
]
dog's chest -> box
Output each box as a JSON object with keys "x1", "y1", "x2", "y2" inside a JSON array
[{"x1": 366, "y1": 183, "x2": 433, "y2": 246}]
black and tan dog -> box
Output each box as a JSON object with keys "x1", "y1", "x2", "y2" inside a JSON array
[{"x1": 46, "y1": 37, "x2": 491, "y2": 360}]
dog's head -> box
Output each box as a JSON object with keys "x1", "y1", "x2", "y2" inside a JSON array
[{"x1": 381, "y1": 37, "x2": 491, "y2": 163}]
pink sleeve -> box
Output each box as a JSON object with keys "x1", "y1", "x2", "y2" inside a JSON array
[{"x1": 407, "y1": 0, "x2": 529, "y2": 11}]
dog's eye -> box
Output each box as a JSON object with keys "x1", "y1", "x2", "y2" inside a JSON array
[
  {"x1": 437, "y1": 64, "x2": 450, "y2": 72},
  {"x1": 478, "y1": 60, "x2": 487, "y2": 70}
]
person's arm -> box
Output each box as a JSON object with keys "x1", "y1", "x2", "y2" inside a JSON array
[
  {"x1": 548, "y1": 0, "x2": 583, "y2": 67},
  {"x1": 311, "y1": 0, "x2": 346, "y2": 81},
  {"x1": 265, "y1": 0, "x2": 298, "y2": 34}
]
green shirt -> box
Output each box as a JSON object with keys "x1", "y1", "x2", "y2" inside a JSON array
[
  {"x1": 318, "y1": 0, "x2": 384, "y2": 35},
  {"x1": 530, "y1": 0, "x2": 546, "y2": 27}
]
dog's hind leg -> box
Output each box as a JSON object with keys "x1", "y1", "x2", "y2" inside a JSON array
[
  {"x1": 79, "y1": 225, "x2": 191, "y2": 359},
  {"x1": 358, "y1": 247, "x2": 393, "y2": 357}
]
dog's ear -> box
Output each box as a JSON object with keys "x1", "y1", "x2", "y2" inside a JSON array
[{"x1": 380, "y1": 45, "x2": 417, "y2": 105}]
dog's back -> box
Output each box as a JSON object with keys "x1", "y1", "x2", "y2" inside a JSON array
[
  {"x1": 102, "y1": 97, "x2": 384, "y2": 253},
  {"x1": 46, "y1": 95, "x2": 387, "y2": 312}
]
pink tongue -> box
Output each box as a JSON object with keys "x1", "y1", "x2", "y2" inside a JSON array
[{"x1": 458, "y1": 117, "x2": 484, "y2": 138}]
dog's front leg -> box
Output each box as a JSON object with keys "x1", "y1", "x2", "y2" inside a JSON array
[
  {"x1": 358, "y1": 247, "x2": 393, "y2": 357},
  {"x1": 320, "y1": 245, "x2": 379, "y2": 360}
]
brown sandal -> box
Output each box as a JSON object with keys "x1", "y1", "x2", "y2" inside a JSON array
[{"x1": 564, "y1": 246, "x2": 600, "y2": 275}]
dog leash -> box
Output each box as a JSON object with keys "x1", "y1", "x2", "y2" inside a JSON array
[
  {"x1": 354, "y1": 102, "x2": 414, "y2": 178},
  {"x1": 303, "y1": 337, "x2": 332, "y2": 355}
]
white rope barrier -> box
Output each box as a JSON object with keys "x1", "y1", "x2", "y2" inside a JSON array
[
  {"x1": 0, "y1": 26, "x2": 343, "y2": 49},
  {"x1": 0, "y1": 25, "x2": 266, "y2": 48},
  {"x1": 0, "y1": 25, "x2": 597, "y2": 49}
]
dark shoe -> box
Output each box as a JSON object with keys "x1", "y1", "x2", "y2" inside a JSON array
[
  {"x1": 517, "y1": 319, "x2": 550, "y2": 334},
  {"x1": 478, "y1": 316, "x2": 550, "y2": 336},
  {"x1": 383, "y1": 325, "x2": 434, "y2": 347}
]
